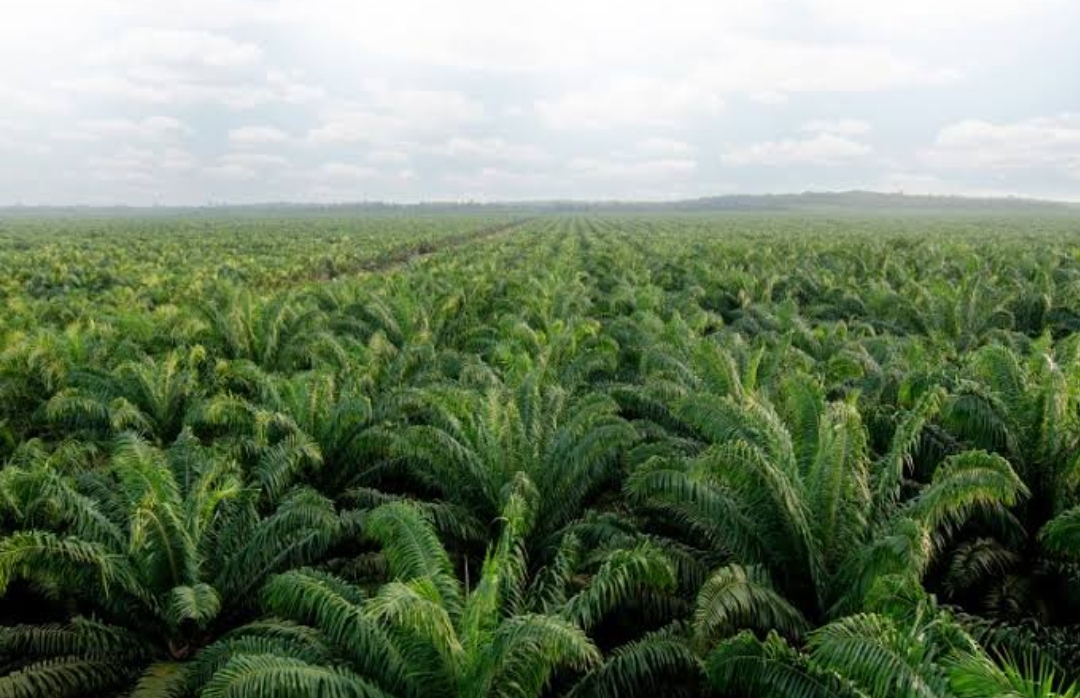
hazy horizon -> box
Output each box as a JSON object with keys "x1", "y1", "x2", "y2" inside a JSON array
[
  {"x1": 2, "y1": 1, "x2": 1078, "y2": 206},
  {"x1": 2, "y1": 190, "x2": 1079, "y2": 211}
]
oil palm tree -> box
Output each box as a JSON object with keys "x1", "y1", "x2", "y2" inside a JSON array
[
  {"x1": 0, "y1": 431, "x2": 357, "y2": 697},
  {"x1": 629, "y1": 376, "x2": 1028, "y2": 641},
  {"x1": 45, "y1": 348, "x2": 206, "y2": 445},
  {"x1": 195, "y1": 287, "x2": 346, "y2": 372},
  {"x1": 936, "y1": 340, "x2": 1080, "y2": 618},
  {"x1": 385, "y1": 371, "x2": 638, "y2": 553},
  {"x1": 192, "y1": 493, "x2": 693, "y2": 697},
  {"x1": 0, "y1": 321, "x2": 121, "y2": 444},
  {"x1": 197, "y1": 369, "x2": 415, "y2": 497},
  {"x1": 706, "y1": 578, "x2": 1080, "y2": 698}
]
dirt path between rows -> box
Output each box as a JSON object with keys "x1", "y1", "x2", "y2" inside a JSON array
[
  {"x1": 291, "y1": 217, "x2": 532, "y2": 286},
  {"x1": 353, "y1": 217, "x2": 533, "y2": 274}
]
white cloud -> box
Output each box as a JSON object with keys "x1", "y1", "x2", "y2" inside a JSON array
[
  {"x1": 280, "y1": 0, "x2": 778, "y2": 73},
  {"x1": 442, "y1": 155, "x2": 704, "y2": 200},
  {"x1": 0, "y1": 120, "x2": 50, "y2": 155},
  {"x1": 161, "y1": 147, "x2": 197, "y2": 171},
  {"x1": 56, "y1": 28, "x2": 322, "y2": 110},
  {"x1": 56, "y1": 116, "x2": 191, "y2": 142},
  {"x1": 369, "y1": 87, "x2": 483, "y2": 119},
  {"x1": 265, "y1": 69, "x2": 325, "y2": 104},
  {"x1": 722, "y1": 133, "x2": 871, "y2": 166},
  {"x1": 312, "y1": 162, "x2": 378, "y2": 180},
  {"x1": 307, "y1": 90, "x2": 484, "y2": 144},
  {"x1": 689, "y1": 39, "x2": 960, "y2": 94},
  {"x1": 204, "y1": 163, "x2": 257, "y2": 180},
  {"x1": 567, "y1": 156, "x2": 698, "y2": 180},
  {"x1": 536, "y1": 37, "x2": 955, "y2": 131},
  {"x1": 0, "y1": 86, "x2": 70, "y2": 114},
  {"x1": 635, "y1": 138, "x2": 695, "y2": 156},
  {"x1": 801, "y1": 118, "x2": 872, "y2": 136},
  {"x1": 805, "y1": 0, "x2": 1066, "y2": 35},
  {"x1": 58, "y1": 71, "x2": 323, "y2": 109},
  {"x1": 306, "y1": 110, "x2": 391, "y2": 144},
  {"x1": 90, "y1": 28, "x2": 263, "y2": 69},
  {"x1": 87, "y1": 146, "x2": 194, "y2": 182},
  {"x1": 0, "y1": 0, "x2": 297, "y2": 32},
  {"x1": 228, "y1": 125, "x2": 290, "y2": 145},
  {"x1": 204, "y1": 150, "x2": 288, "y2": 180},
  {"x1": 367, "y1": 148, "x2": 411, "y2": 164},
  {"x1": 432, "y1": 137, "x2": 549, "y2": 163},
  {"x1": 919, "y1": 114, "x2": 1080, "y2": 173},
  {"x1": 537, "y1": 78, "x2": 724, "y2": 129},
  {"x1": 219, "y1": 152, "x2": 288, "y2": 167},
  {"x1": 749, "y1": 91, "x2": 789, "y2": 105}
]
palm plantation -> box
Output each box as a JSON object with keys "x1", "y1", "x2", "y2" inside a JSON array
[{"x1": 1, "y1": 213, "x2": 1079, "y2": 697}]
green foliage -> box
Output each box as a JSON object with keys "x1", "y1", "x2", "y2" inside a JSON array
[
  {"x1": 195, "y1": 499, "x2": 676, "y2": 697},
  {"x1": 0, "y1": 433, "x2": 355, "y2": 695},
  {"x1": 2, "y1": 212, "x2": 1080, "y2": 696},
  {"x1": 707, "y1": 592, "x2": 1080, "y2": 698}
]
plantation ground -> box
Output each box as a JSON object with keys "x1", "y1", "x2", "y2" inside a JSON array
[{"x1": 2, "y1": 211, "x2": 1080, "y2": 697}]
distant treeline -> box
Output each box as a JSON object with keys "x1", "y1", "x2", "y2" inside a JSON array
[{"x1": 2, "y1": 190, "x2": 1077, "y2": 218}]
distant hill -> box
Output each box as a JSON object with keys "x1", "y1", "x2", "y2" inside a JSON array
[{"x1": 657, "y1": 191, "x2": 1080, "y2": 214}]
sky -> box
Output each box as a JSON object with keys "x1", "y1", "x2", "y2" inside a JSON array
[{"x1": 0, "y1": 0, "x2": 1078, "y2": 205}]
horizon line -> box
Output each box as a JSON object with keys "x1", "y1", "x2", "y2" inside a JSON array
[{"x1": 2, "y1": 189, "x2": 1079, "y2": 210}]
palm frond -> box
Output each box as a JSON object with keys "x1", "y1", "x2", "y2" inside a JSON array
[
  {"x1": 1040, "y1": 506, "x2": 1080, "y2": 558},
  {"x1": 693, "y1": 564, "x2": 811, "y2": 645},
  {"x1": 874, "y1": 387, "x2": 945, "y2": 511},
  {"x1": 0, "y1": 531, "x2": 142, "y2": 601},
  {"x1": 471, "y1": 613, "x2": 600, "y2": 698},
  {"x1": 706, "y1": 631, "x2": 861, "y2": 698},
  {"x1": 165, "y1": 583, "x2": 221, "y2": 632},
  {"x1": 260, "y1": 569, "x2": 412, "y2": 694},
  {"x1": 909, "y1": 450, "x2": 1029, "y2": 544},
  {"x1": 365, "y1": 502, "x2": 463, "y2": 616},
  {"x1": 0, "y1": 656, "x2": 133, "y2": 698},
  {"x1": 949, "y1": 651, "x2": 1080, "y2": 698},
  {"x1": 808, "y1": 612, "x2": 952, "y2": 698},
  {"x1": 567, "y1": 625, "x2": 701, "y2": 698},
  {"x1": 561, "y1": 542, "x2": 676, "y2": 631},
  {"x1": 200, "y1": 654, "x2": 393, "y2": 698},
  {"x1": 128, "y1": 661, "x2": 189, "y2": 698}
]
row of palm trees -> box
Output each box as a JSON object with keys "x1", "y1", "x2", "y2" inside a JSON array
[{"x1": 1, "y1": 215, "x2": 1079, "y2": 696}]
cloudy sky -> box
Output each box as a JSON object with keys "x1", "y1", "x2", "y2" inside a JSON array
[{"x1": 1, "y1": 0, "x2": 1078, "y2": 204}]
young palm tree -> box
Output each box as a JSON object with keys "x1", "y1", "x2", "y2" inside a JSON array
[
  {"x1": 629, "y1": 376, "x2": 1028, "y2": 639},
  {"x1": 936, "y1": 341, "x2": 1080, "y2": 618},
  {"x1": 192, "y1": 494, "x2": 694, "y2": 698},
  {"x1": 0, "y1": 322, "x2": 121, "y2": 444},
  {"x1": 385, "y1": 372, "x2": 639, "y2": 553},
  {"x1": 946, "y1": 340, "x2": 1080, "y2": 516},
  {"x1": 315, "y1": 276, "x2": 480, "y2": 354},
  {"x1": 198, "y1": 369, "x2": 419, "y2": 496},
  {"x1": 706, "y1": 578, "x2": 1080, "y2": 698},
  {"x1": 0, "y1": 431, "x2": 357, "y2": 697},
  {"x1": 195, "y1": 287, "x2": 346, "y2": 372},
  {"x1": 45, "y1": 348, "x2": 205, "y2": 445}
]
